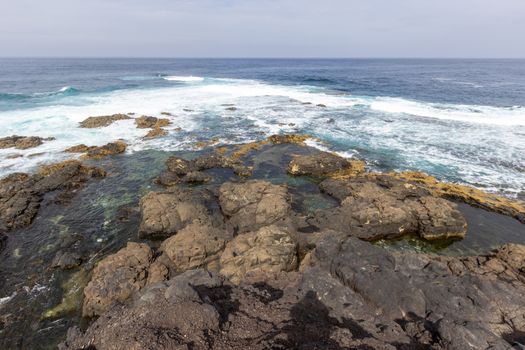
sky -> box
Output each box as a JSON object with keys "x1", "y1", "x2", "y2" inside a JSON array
[{"x1": 1, "y1": 0, "x2": 525, "y2": 58}]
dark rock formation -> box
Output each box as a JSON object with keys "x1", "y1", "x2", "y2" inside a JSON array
[
  {"x1": 82, "y1": 140, "x2": 127, "y2": 159},
  {"x1": 218, "y1": 180, "x2": 291, "y2": 233},
  {"x1": 144, "y1": 126, "x2": 168, "y2": 138},
  {"x1": 0, "y1": 160, "x2": 105, "y2": 231},
  {"x1": 61, "y1": 235, "x2": 525, "y2": 349},
  {"x1": 139, "y1": 187, "x2": 223, "y2": 239},
  {"x1": 288, "y1": 151, "x2": 365, "y2": 178},
  {"x1": 311, "y1": 177, "x2": 467, "y2": 241},
  {"x1": 0, "y1": 135, "x2": 55, "y2": 150},
  {"x1": 64, "y1": 144, "x2": 97, "y2": 153},
  {"x1": 160, "y1": 222, "x2": 233, "y2": 272},
  {"x1": 135, "y1": 115, "x2": 171, "y2": 129},
  {"x1": 51, "y1": 251, "x2": 82, "y2": 270},
  {"x1": 79, "y1": 113, "x2": 131, "y2": 128},
  {"x1": 219, "y1": 225, "x2": 298, "y2": 284}
]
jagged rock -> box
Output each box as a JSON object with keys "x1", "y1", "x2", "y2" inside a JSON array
[
  {"x1": 144, "y1": 127, "x2": 168, "y2": 138},
  {"x1": 0, "y1": 161, "x2": 105, "y2": 230},
  {"x1": 218, "y1": 180, "x2": 291, "y2": 233},
  {"x1": 139, "y1": 188, "x2": 223, "y2": 239},
  {"x1": 219, "y1": 225, "x2": 298, "y2": 284},
  {"x1": 288, "y1": 151, "x2": 365, "y2": 178},
  {"x1": 312, "y1": 177, "x2": 467, "y2": 241},
  {"x1": 135, "y1": 116, "x2": 171, "y2": 129},
  {"x1": 64, "y1": 144, "x2": 97, "y2": 153},
  {"x1": 82, "y1": 141, "x2": 127, "y2": 159},
  {"x1": 79, "y1": 114, "x2": 131, "y2": 128},
  {"x1": 51, "y1": 251, "x2": 82, "y2": 270},
  {"x1": 82, "y1": 242, "x2": 153, "y2": 317},
  {"x1": 160, "y1": 223, "x2": 232, "y2": 272},
  {"x1": 0, "y1": 135, "x2": 55, "y2": 150}
]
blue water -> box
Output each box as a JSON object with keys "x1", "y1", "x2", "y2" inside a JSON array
[{"x1": 1, "y1": 58, "x2": 525, "y2": 195}]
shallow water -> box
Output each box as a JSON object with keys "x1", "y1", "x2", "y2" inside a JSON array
[{"x1": 0, "y1": 144, "x2": 524, "y2": 349}]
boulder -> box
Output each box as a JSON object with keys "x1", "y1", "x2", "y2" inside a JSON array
[
  {"x1": 0, "y1": 135, "x2": 55, "y2": 150},
  {"x1": 160, "y1": 223, "x2": 232, "y2": 272},
  {"x1": 82, "y1": 242, "x2": 153, "y2": 317},
  {"x1": 312, "y1": 177, "x2": 467, "y2": 241},
  {"x1": 288, "y1": 151, "x2": 365, "y2": 178},
  {"x1": 82, "y1": 141, "x2": 127, "y2": 159},
  {"x1": 79, "y1": 114, "x2": 131, "y2": 128},
  {"x1": 218, "y1": 180, "x2": 291, "y2": 233},
  {"x1": 138, "y1": 188, "x2": 223, "y2": 239},
  {"x1": 135, "y1": 116, "x2": 170, "y2": 129},
  {"x1": 144, "y1": 127, "x2": 168, "y2": 139},
  {"x1": 219, "y1": 225, "x2": 298, "y2": 284}
]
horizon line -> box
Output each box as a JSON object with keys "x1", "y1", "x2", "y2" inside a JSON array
[{"x1": 1, "y1": 56, "x2": 525, "y2": 60}]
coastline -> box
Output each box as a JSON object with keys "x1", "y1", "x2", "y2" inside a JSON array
[{"x1": 1, "y1": 129, "x2": 524, "y2": 349}]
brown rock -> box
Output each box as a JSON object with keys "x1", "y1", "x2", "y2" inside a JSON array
[
  {"x1": 82, "y1": 141, "x2": 127, "y2": 159},
  {"x1": 64, "y1": 144, "x2": 97, "y2": 153},
  {"x1": 79, "y1": 114, "x2": 131, "y2": 128},
  {"x1": 0, "y1": 135, "x2": 55, "y2": 150},
  {"x1": 219, "y1": 225, "x2": 298, "y2": 284},
  {"x1": 160, "y1": 223, "x2": 232, "y2": 272},
  {"x1": 218, "y1": 180, "x2": 291, "y2": 233},
  {"x1": 82, "y1": 242, "x2": 153, "y2": 317},
  {"x1": 144, "y1": 127, "x2": 168, "y2": 139},
  {"x1": 135, "y1": 116, "x2": 171, "y2": 129},
  {"x1": 288, "y1": 151, "x2": 365, "y2": 178}
]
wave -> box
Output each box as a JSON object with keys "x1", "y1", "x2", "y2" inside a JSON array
[
  {"x1": 370, "y1": 97, "x2": 525, "y2": 126},
  {"x1": 163, "y1": 76, "x2": 204, "y2": 82},
  {"x1": 0, "y1": 86, "x2": 79, "y2": 101}
]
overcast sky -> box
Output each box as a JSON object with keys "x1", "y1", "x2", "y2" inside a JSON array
[{"x1": 1, "y1": 0, "x2": 524, "y2": 58}]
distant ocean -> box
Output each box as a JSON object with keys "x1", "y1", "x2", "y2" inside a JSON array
[{"x1": 0, "y1": 58, "x2": 524, "y2": 196}]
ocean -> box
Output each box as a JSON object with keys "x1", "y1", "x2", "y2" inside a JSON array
[{"x1": 1, "y1": 58, "x2": 524, "y2": 196}]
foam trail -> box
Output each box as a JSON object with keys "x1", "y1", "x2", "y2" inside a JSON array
[{"x1": 163, "y1": 76, "x2": 204, "y2": 82}]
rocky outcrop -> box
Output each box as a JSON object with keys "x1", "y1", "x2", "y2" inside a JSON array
[
  {"x1": 82, "y1": 140, "x2": 127, "y2": 159},
  {"x1": 61, "y1": 235, "x2": 525, "y2": 349},
  {"x1": 144, "y1": 126, "x2": 168, "y2": 139},
  {"x1": 0, "y1": 160, "x2": 105, "y2": 231},
  {"x1": 219, "y1": 225, "x2": 298, "y2": 284},
  {"x1": 0, "y1": 135, "x2": 55, "y2": 150},
  {"x1": 288, "y1": 151, "x2": 365, "y2": 178},
  {"x1": 82, "y1": 242, "x2": 155, "y2": 317},
  {"x1": 134, "y1": 116, "x2": 170, "y2": 129},
  {"x1": 160, "y1": 223, "x2": 232, "y2": 272},
  {"x1": 79, "y1": 114, "x2": 131, "y2": 128},
  {"x1": 312, "y1": 177, "x2": 467, "y2": 241},
  {"x1": 64, "y1": 144, "x2": 97, "y2": 153},
  {"x1": 384, "y1": 171, "x2": 525, "y2": 224},
  {"x1": 218, "y1": 180, "x2": 291, "y2": 233},
  {"x1": 139, "y1": 187, "x2": 223, "y2": 239}
]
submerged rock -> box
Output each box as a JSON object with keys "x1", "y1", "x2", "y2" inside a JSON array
[
  {"x1": 0, "y1": 160, "x2": 105, "y2": 230},
  {"x1": 218, "y1": 180, "x2": 291, "y2": 233},
  {"x1": 79, "y1": 113, "x2": 131, "y2": 128},
  {"x1": 139, "y1": 187, "x2": 223, "y2": 239},
  {"x1": 82, "y1": 140, "x2": 127, "y2": 159},
  {"x1": 0, "y1": 135, "x2": 55, "y2": 150}
]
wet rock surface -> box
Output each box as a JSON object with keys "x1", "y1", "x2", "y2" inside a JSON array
[
  {"x1": 0, "y1": 135, "x2": 55, "y2": 150},
  {"x1": 82, "y1": 140, "x2": 127, "y2": 159},
  {"x1": 0, "y1": 160, "x2": 105, "y2": 231},
  {"x1": 288, "y1": 151, "x2": 365, "y2": 178},
  {"x1": 79, "y1": 113, "x2": 131, "y2": 128},
  {"x1": 135, "y1": 115, "x2": 170, "y2": 129}
]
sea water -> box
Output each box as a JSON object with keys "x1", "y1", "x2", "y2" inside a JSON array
[{"x1": 1, "y1": 58, "x2": 524, "y2": 196}]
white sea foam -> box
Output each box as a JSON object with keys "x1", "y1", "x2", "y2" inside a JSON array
[
  {"x1": 163, "y1": 76, "x2": 205, "y2": 82},
  {"x1": 0, "y1": 76, "x2": 524, "y2": 195},
  {"x1": 370, "y1": 97, "x2": 525, "y2": 126}
]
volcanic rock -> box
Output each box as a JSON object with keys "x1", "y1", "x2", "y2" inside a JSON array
[
  {"x1": 79, "y1": 114, "x2": 131, "y2": 128},
  {"x1": 0, "y1": 135, "x2": 55, "y2": 150}
]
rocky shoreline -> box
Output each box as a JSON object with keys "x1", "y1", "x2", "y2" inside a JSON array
[{"x1": 1, "y1": 131, "x2": 525, "y2": 349}]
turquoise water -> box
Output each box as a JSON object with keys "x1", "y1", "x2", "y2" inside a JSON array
[{"x1": 0, "y1": 58, "x2": 524, "y2": 196}]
